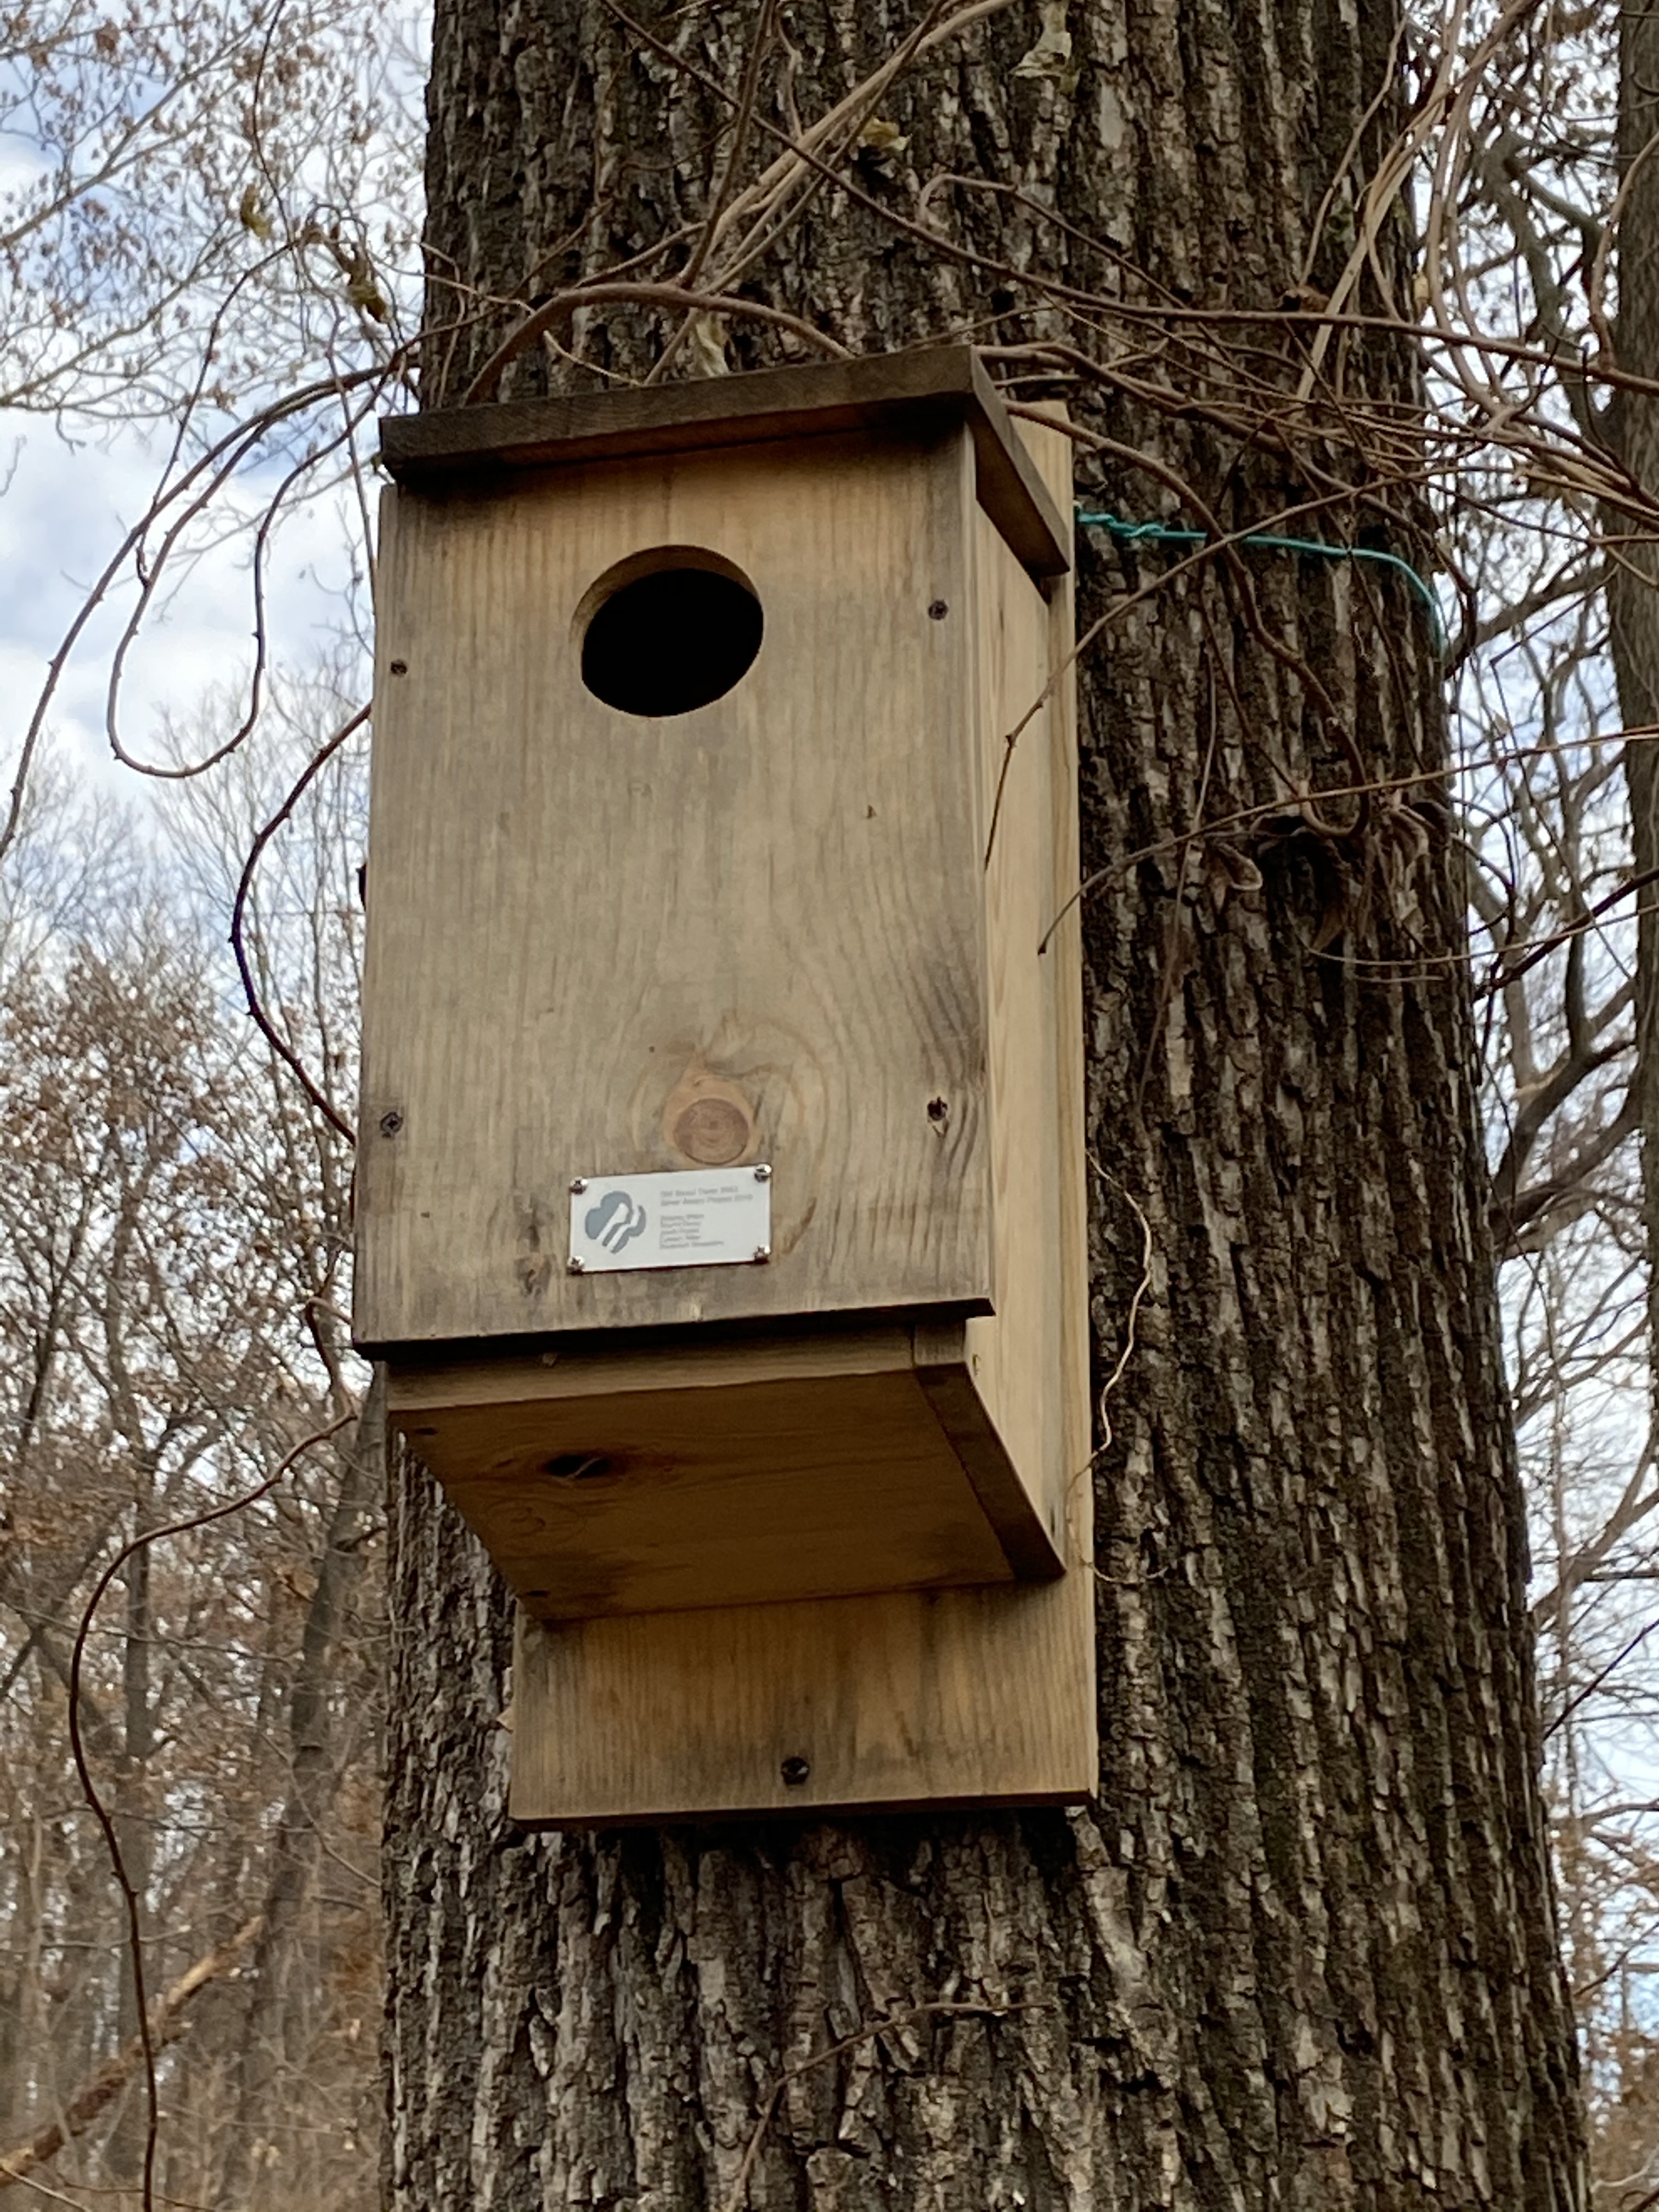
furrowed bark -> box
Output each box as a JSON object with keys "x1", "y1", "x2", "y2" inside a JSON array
[{"x1": 1611, "y1": 4, "x2": 1659, "y2": 1496}]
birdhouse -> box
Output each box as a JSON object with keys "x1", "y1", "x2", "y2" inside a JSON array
[{"x1": 356, "y1": 348, "x2": 1095, "y2": 1821}]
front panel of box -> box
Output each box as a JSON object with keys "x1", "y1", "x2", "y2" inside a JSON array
[{"x1": 356, "y1": 428, "x2": 992, "y2": 1351}]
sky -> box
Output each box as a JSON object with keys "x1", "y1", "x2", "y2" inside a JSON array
[
  {"x1": 0, "y1": 0, "x2": 424, "y2": 830},
  {"x1": 0, "y1": 411, "x2": 374, "y2": 825}
]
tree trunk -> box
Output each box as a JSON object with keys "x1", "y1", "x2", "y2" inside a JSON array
[
  {"x1": 106, "y1": 1451, "x2": 156, "y2": 2192},
  {"x1": 219, "y1": 1374, "x2": 385, "y2": 2211},
  {"x1": 1610, "y1": 5, "x2": 1659, "y2": 1483},
  {"x1": 385, "y1": 2, "x2": 1585, "y2": 2203}
]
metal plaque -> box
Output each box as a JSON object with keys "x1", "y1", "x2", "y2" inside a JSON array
[{"x1": 568, "y1": 1165, "x2": 772, "y2": 1275}]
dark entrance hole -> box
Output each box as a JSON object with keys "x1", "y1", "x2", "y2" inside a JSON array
[
  {"x1": 542, "y1": 1451, "x2": 617, "y2": 1483},
  {"x1": 579, "y1": 548, "x2": 763, "y2": 717}
]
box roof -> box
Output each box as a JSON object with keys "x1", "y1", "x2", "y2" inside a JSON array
[{"x1": 379, "y1": 346, "x2": 1070, "y2": 584}]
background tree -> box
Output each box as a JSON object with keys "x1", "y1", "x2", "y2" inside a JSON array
[
  {"x1": 0, "y1": 719, "x2": 382, "y2": 2209},
  {"x1": 1421, "y1": 4, "x2": 1659, "y2": 2175},
  {"x1": 381, "y1": 3, "x2": 1585, "y2": 2205}
]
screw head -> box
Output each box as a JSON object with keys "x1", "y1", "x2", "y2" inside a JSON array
[
  {"x1": 378, "y1": 1109, "x2": 403, "y2": 1137},
  {"x1": 753, "y1": 1245, "x2": 771, "y2": 1263},
  {"x1": 928, "y1": 599, "x2": 949, "y2": 621},
  {"x1": 753, "y1": 1163, "x2": 771, "y2": 1182},
  {"x1": 387, "y1": 658, "x2": 409, "y2": 676},
  {"x1": 569, "y1": 1176, "x2": 588, "y2": 1193},
  {"x1": 567, "y1": 1255, "x2": 586, "y2": 1274},
  {"x1": 780, "y1": 1755, "x2": 811, "y2": 1787}
]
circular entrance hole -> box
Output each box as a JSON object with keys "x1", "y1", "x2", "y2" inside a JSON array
[
  {"x1": 578, "y1": 547, "x2": 763, "y2": 717},
  {"x1": 541, "y1": 1451, "x2": 616, "y2": 1483}
]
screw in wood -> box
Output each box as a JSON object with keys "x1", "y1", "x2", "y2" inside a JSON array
[
  {"x1": 388, "y1": 658, "x2": 409, "y2": 675},
  {"x1": 569, "y1": 1176, "x2": 588, "y2": 1192},
  {"x1": 379, "y1": 1109, "x2": 404, "y2": 1137},
  {"x1": 753, "y1": 1163, "x2": 771, "y2": 1181},
  {"x1": 567, "y1": 1256, "x2": 586, "y2": 1273},
  {"x1": 753, "y1": 1245, "x2": 770, "y2": 1263},
  {"x1": 928, "y1": 599, "x2": 949, "y2": 620},
  {"x1": 780, "y1": 1756, "x2": 811, "y2": 1787}
]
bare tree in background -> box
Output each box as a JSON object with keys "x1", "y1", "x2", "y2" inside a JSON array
[
  {"x1": 0, "y1": 712, "x2": 382, "y2": 2209},
  {"x1": 0, "y1": 0, "x2": 417, "y2": 421}
]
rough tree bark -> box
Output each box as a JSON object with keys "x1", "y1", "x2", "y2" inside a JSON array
[
  {"x1": 1611, "y1": 4, "x2": 1659, "y2": 1487},
  {"x1": 383, "y1": 2, "x2": 1585, "y2": 2204}
]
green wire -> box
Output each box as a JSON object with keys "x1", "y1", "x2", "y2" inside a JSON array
[{"x1": 1074, "y1": 507, "x2": 1447, "y2": 658}]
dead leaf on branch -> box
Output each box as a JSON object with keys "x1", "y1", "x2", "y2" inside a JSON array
[
  {"x1": 683, "y1": 312, "x2": 731, "y2": 377},
  {"x1": 346, "y1": 273, "x2": 390, "y2": 321},
  {"x1": 858, "y1": 116, "x2": 910, "y2": 155},
  {"x1": 238, "y1": 183, "x2": 272, "y2": 239}
]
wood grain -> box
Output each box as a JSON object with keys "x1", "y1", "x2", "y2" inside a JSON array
[
  {"x1": 357, "y1": 427, "x2": 995, "y2": 1349},
  {"x1": 387, "y1": 1328, "x2": 1063, "y2": 1620},
  {"x1": 509, "y1": 1568, "x2": 1094, "y2": 1824},
  {"x1": 961, "y1": 447, "x2": 1079, "y2": 1555},
  {"x1": 379, "y1": 346, "x2": 1069, "y2": 583},
  {"x1": 504, "y1": 418, "x2": 1093, "y2": 1821}
]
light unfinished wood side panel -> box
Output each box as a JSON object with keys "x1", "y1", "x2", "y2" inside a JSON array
[
  {"x1": 510, "y1": 1566, "x2": 1094, "y2": 1823},
  {"x1": 357, "y1": 429, "x2": 993, "y2": 1351},
  {"x1": 1029, "y1": 417, "x2": 1093, "y2": 1590},
  {"x1": 963, "y1": 415, "x2": 1086, "y2": 1560}
]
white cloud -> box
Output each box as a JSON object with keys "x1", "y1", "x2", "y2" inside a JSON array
[{"x1": 0, "y1": 410, "x2": 371, "y2": 815}]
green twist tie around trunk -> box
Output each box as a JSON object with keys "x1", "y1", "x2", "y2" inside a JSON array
[{"x1": 1074, "y1": 509, "x2": 1446, "y2": 658}]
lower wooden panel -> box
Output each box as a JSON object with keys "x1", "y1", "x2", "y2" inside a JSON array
[
  {"x1": 408, "y1": 1367, "x2": 1019, "y2": 1619},
  {"x1": 388, "y1": 1322, "x2": 1063, "y2": 1622},
  {"x1": 508, "y1": 1539, "x2": 1095, "y2": 1825}
]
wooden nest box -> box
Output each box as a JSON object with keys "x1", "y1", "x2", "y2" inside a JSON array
[{"x1": 357, "y1": 347, "x2": 1095, "y2": 1821}]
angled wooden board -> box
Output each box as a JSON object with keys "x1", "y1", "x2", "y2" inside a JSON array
[
  {"x1": 380, "y1": 345, "x2": 1071, "y2": 584},
  {"x1": 386, "y1": 1325, "x2": 1069, "y2": 1622}
]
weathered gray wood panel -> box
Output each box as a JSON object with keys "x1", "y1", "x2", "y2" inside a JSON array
[{"x1": 357, "y1": 427, "x2": 994, "y2": 1347}]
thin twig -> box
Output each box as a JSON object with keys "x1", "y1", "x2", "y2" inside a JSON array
[
  {"x1": 229, "y1": 706, "x2": 369, "y2": 1147},
  {"x1": 462, "y1": 280, "x2": 850, "y2": 405}
]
